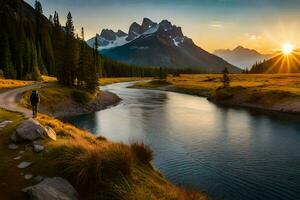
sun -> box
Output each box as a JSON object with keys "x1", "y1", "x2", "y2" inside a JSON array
[{"x1": 282, "y1": 43, "x2": 294, "y2": 55}]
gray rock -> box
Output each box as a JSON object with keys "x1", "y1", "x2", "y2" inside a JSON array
[
  {"x1": 13, "y1": 119, "x2": 56, "y2": 142},
  {"x1": 24, "y1": 174, "x2": 33, "y2": 180},
  {"x1": 23, "y1": 177, "x2": 78, "y2": 200},
  {"x1": 33, "y1": 176, "x2": 44, "y2": 183},
  {"x1": 14, "y1": 156, "x2": 22, "y2": 160},
  {"x1": 19, "y1": 150, "x2": 25, "y2": 154},
  {"x1": 33, "y1": 144, "x2": 44, "y2": 153},
  {"x1": 17, "y1": 161, "x2": 31, "y2": 169},
  {"x1": 8, "y1": 143, "x2": 19, "y2": 150}
]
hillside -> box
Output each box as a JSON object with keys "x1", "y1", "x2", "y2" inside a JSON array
[
  {"x1": 250, "y1": 51, "x2": 300, "y2": 73},
  {"x1": 214, "y1": 46, "x2": 271, "y2": 69},
  {"x1": 88, "y1": 18, "x2": 241, "y2": 73}
]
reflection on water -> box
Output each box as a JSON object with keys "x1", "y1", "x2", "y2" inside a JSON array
[{"x1": 64, "y1": 82, "x2": 300, "y2": 200}]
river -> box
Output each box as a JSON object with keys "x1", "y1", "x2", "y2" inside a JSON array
[{"x1": 64, "y1": 82, "x2": 300, "y2": 200}]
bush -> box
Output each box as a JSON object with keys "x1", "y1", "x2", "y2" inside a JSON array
[
  {"x1": 54, "y1": 142, "x2": 132, "y2": 190},
  {"x1": 0, "y1": 70, "x2": 4, "y2": 77},
  {"x1": 72, "y1": 90, "x2": 92, "y2": 105},
  {"x1": 101, "y1": 143, "x2": 132, "y2": 178},
  {"x1": 130, "y1": 142, "x2": 153, "y2": 164}
]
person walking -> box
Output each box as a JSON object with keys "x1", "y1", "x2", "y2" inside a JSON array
[{"x1": 30, "y1": 90, "x2": 40, "y2": 118}]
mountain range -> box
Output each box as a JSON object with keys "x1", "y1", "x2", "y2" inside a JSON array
[
  {"x1": 214, "y1": 46, "x2": 272, "y2": 70},
  {"x1": 87, "y1": 18, "x2": 241, "y2": 73}
]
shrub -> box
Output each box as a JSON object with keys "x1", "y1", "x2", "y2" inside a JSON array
[
  {"x1": 54, "y1": 142, "x2": 132, "y2": 190},
  {"x1": 72, "y1": 90, "x2": 92, "y2": 105},
  {"x1": 130, "y1": 142, "x2": 153, "y2": 164},
  {"x1": 101, "y1": 143, "x2": 132, "y2": 178}
]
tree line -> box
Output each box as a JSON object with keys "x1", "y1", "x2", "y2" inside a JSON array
[{"x1": 0, "y1": 0, "x2": 167, "y2": 91}]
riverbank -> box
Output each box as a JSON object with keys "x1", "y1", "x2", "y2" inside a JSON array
[
  {"x1": 19, "y1": 83, "x2": 121, "y2": 118},
  {"x1": 0, "y1": 79, "x2": 208, "y2": 199},
  {"x1": 132, "y1": 74, "x2": 300, "y2": 114},
  {"x1": 0, "y1": 108, "x2": 207, "y2": 199},
  {"x1": 18, "y1": 77, "x2": 152, "y2": 117}
]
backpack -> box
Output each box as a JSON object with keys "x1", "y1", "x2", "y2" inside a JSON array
[{"x1": 30, "y1": 91, "x2": 40, "y2": 104}]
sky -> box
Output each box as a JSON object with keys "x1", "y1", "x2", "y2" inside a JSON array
[{"x1": 25, "y1": 0, "x2": 300, "y2": 54}]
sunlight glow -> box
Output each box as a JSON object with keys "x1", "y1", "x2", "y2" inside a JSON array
[{"x1": 282, "y1": 43, "x2": 294, "y2": 55}]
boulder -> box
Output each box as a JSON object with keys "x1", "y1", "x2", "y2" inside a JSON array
[
  {"x1": 23, "y1": 177, "x2": 78, "y2": 200},
  {"x1": 11, "y1": 119, "x2": 56, "y2": 142}
]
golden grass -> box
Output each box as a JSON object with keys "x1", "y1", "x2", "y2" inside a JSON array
[
  {"x1": 41, "y1": 75, "x2": 57, "y2": 82},
  {"x1": 0, "y1": 78, "x2": 34, "y2": 91},
  {"x1": 99, "y1": 77, "x2": 149, "y2": 86},
  {"x1": 133, "y1": 74, "x2": 300, "y2": 110},
  {"x1": 35, "y1": 114, "x2": 208, "y2": 199},
  {"x1": 135, "y1": 74, "x2": 300, "y2": 93}
]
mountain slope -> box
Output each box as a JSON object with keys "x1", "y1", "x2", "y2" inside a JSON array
[
  {"x1": 250, "y1": 51, "x2": 300, "y2": 73},
  {"x1": 88, "y1": 18, "x2": 241, "y2": 73},
  {"x1": 214, "y1": 46, "x2": 271, "y2": 69}
]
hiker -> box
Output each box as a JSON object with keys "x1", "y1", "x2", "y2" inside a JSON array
[{"x1": 30, "y1": 90, "x2": 40, "y2": 118}]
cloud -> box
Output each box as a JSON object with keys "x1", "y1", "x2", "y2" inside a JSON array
[
  {"x1": 209, "y1": 21, "x2": 224, "y2": 28},
  {"x1": 244, "y1": 33, "x2": 262, "y2": 40}
]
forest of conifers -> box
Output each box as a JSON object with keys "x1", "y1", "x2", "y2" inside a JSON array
[{"x1": 0, "y1": 0, "x2": 167, "y2": 91}]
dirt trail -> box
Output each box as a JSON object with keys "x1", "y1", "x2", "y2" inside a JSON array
[{"x1": 0, "y1": 83, "x2": 54, "y2": 118}]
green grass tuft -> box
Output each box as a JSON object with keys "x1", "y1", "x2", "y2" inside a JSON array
[{"x1": 72, "y1": 90, "x2": 93, "y2": 105}]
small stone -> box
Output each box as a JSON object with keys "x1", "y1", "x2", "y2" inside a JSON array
[
  {"x1": 17, "y1": 161, "x2": 31, "y2": 169},
  {"x1": 33, "y1": 176, "x2": 44, "y2": 183},
  {"x1": 8, "y1": 144, "x2": 19, "y2": 150},
  {"x1": 19, "y1": 150, "x2": 25, "y2": 154},
  {"x1": 0, "y1": 120, "x2": 12, "y2": 128},
  {"x1": 24, "y1": 174, "x2": 33, "y2": 180},
  {"x1": 33, "y1": 144, "x2": 44, "y2": 153},
  {"x1": 10, "y1": 133, "x2": 21, "y2": 143},
  {"x1": 13, "y1": 156, "x2": 22, "y2": 160}
]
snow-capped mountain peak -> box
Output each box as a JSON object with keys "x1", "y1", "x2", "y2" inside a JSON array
[{"x1": 87, "y1": 18, "x2": 240, "y2": 73}]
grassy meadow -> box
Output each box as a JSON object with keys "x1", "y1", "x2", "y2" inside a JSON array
[{"x1": 133, "y1": 74, "x2": 300, "y2": 113}]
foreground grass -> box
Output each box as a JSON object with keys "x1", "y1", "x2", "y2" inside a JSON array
[{"x1": 0, "y1": 109, "x2": 207, "y2": 199}]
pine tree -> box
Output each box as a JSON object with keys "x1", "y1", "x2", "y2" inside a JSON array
[{"x1": 65, "y1": 12, "x2": 75, "y2": 37}]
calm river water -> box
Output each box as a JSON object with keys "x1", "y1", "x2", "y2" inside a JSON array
[{"x1": 65, "y1": 82, "x2": 300, "y2": 200}]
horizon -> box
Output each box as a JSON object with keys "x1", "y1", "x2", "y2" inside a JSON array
[{"x1": 25, "y1": 0, "x2": 300, "y2": 54}]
